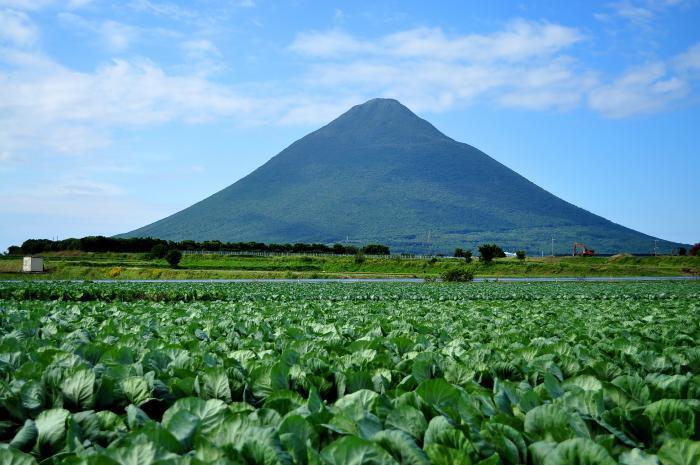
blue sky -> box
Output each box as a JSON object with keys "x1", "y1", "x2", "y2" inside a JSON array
[{"x1": 1, "y1": 0, "x2": 699, "y2": 252}]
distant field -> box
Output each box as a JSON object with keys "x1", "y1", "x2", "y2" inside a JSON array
[{"x1": 0, "y1": 252, "x2": 698, "y2": 280}]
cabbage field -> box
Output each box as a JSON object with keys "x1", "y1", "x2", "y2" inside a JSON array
[{"x1": 1, "y1": 281, "x2": 699, "y2": 465}]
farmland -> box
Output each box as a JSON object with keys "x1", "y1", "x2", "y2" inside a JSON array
[
  {"x1": 1, "y1": 281, "x2": 699, "y2": 464},
  {"x1": 1, "y1": 252, "x2": 698, "y2": 280}
]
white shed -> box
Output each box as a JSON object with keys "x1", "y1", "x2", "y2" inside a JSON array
[{"x1": 22, "y1": 256, "x2": 44, "y2": 272}]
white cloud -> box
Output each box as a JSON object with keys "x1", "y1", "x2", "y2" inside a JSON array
[
  {"x1": 290, "y1": 20, "x2": 585, "y2": 62},
  {"x1": 1, "y1": 13, "x2": 698, "y2": 164},
  {"x1": 0, "y1": 54, "x2": 259, "y2": 157},
  {"x1": 289, "y1": 21, "x2": 591, "y2": 114},
  {"x1": 588, "y1": 62, "x2": 689, "y2": 117},
  {"x1": 0, "y1": 40, "x2": 359, "y2": 159},
  {"x1": 289, "y1": 24, "x2": 700, "y2": 119},
  {"x1": 0, "y1": 8, "x2": 39, "y2": 46},
  {"x1": 386, "y1": 21, "x2": 584, "y2": 62}
]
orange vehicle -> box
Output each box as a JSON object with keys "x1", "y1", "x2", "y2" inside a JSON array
[{"x1": 573, "y1": 242, "x2": 595, "y2": 256}]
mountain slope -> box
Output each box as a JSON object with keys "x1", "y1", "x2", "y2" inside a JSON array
[{"x1": 121, "y1": 98, "x2": 681, "y2": 254}]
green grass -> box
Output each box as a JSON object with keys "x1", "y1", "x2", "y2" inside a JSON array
[{"x1": 1, "y1": 252, "x2": 698, "y2": 280}]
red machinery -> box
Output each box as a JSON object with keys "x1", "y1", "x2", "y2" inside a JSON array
[{"x1": 573, "y1": 242, "x2": 595, "y2": 256}]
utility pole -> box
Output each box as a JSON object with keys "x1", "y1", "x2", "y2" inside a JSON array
[{"x1": 551, "y1": 236, "x2": 554, "y2": 257}]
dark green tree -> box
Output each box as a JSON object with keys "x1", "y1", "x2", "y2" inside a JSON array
[
  {"x1": 516, "y1": 250, "x2": 526, "y2": 260},
  {"x1": 478, "y1": 244, "x2": 505, "y2": 263},
  {"x1": 166, "y1": 249, "x2": 182, "y2": 268}
]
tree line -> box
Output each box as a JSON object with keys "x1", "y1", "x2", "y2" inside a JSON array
[
  {"x1": 454, "y1": 244, "x2": 511, "y2": 263},
  {"x1": 8, "y1": 236, "x2": 391, "y2": 256}
]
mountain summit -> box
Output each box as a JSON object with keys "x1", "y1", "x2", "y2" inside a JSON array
[
  {"x1": 121, "y1": 98, "x2": 680, "y2": 254},
  {"x1": 314, "y1": 98, "x2": 449, "y2": 145}
]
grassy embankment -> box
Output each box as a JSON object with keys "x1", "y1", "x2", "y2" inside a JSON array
[{"x1": 0, "y1": 252, "x2": 698, "y2": 280}]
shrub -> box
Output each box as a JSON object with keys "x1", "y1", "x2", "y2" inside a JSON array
[
  {"x1": 354, "y1": 251, "x2": 366, "y2": 264},
  {"x1": 165, "y1": 250, "x2": 182, "y2": 268},
  {"x1": 108, "y1": 267, "x2": 124, "y2": 278},
  {"x1": 516, "y1": 250, "x2": 526, "y2": 260},
  {"x1": 441, "y1": 266, "x2": 474, "y2": 282},
  {"x1": 678, "y1": 247, "x2": 687, "y2": 256},
  {"x1": 478, "y1": 244, "x2": 505, "y2": 263}
]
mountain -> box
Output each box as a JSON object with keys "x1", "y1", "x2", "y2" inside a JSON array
[{"x1": 120, "y1": 98, "x2": 683, "y2": 254}]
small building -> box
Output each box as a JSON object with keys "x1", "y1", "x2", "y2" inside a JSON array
[{"x1": 22, "y1": 256, "x2": 44, "y2": 273}]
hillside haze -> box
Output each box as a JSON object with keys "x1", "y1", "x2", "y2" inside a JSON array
[{"x1": 121, "y1": 98, "x2": 679, "y2": 254}]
